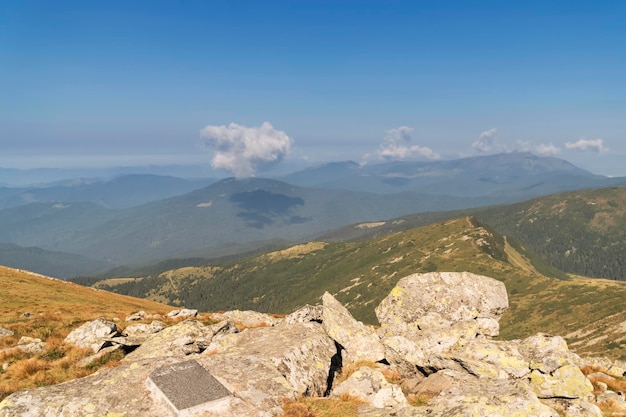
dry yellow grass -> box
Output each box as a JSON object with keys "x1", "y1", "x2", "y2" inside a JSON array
[
  {"x1": 0, "y1": 265, "x2": 174, "y2": 401},
  {"x1": 282, "y1": 394, "x2": 364, "y2": 417}
]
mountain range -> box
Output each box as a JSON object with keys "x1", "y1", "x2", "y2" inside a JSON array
[{"x1": 0, "y1": 152, "x2": 624, "y2": 278}]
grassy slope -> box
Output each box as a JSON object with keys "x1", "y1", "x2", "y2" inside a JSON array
[
  {"x1": 103, "y1": 217, "x2": 626, "y2": 359},
  {"x1": 320, "y1": 186, "x2": 626, "y2": 282},
  {"x1": 0, "y1": 266, "x2": 174, "y2": 400}
]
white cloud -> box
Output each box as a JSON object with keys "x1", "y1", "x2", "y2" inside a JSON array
[
  {"x1": 200, "y1": 122, "x2": 292, "y2": 178},
  {"x1": 472, "y1": 128, "x2": 504, "y2": 153},
  {"x1": 534, "y1": 143, "x2": 560, "y2": 156},
  {"x1": 564, "y1": 138, "x2": 608, "y2": 153},
  {"x1": 366, "y1": 126, "x2": 440, "y2": 162}
]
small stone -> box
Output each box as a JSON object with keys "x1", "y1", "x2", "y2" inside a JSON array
[{"x1": 0, "y1": 327, "x2": 13, "y2": 337}]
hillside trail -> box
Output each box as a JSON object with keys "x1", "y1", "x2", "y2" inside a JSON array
[{"x1": 503, "y1": 236, "x2": 536, "y2": 274}]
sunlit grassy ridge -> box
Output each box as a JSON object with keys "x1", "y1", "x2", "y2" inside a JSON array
[
  {"x1": 101, "y1": 217, "x2": 626, "y2": 359},
  {"x1": 0, "y1": 266, "x2": 173, "y2": 400}
]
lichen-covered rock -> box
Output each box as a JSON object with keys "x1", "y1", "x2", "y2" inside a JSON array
[
  {"x1": 426, "y1": 378, "x2": 559, "y2": 417},
  {"x1": 284, "y1": 304, "x2": 322, "y2": 324},
  {"x1": 0, "y1": 327, "x2": 13, "y2": 337},
  {"x1": 124, "y1": 320, "x2": 166, "y2": 337},
  {"x1": 322, "y1": 292, "x2": 385, "y2": 364},
  {"x1": 519, "y1": 333, "x2": 578, "y2": 374},
  {"x1": 211, "y1": 310, "x2": 281, "y2": 328},
  {"x1": 518, "y1": 333, "x2": 593, "y2": 400},
  {"x1": 607, "y1": 359, "x2": 626, "y2": 378},
  {"x1": 375, "y1": 272, "x2": 508, "y2": 338},
  {"x1": 443, "y1": 339, "x2": 530, "y2": 380},
  {"x1": 166, "y1": 308, "x2": 198, "y2": 319},
  {"x1": 63, "y1": 317, "x2": 118, "y2": 353},
  {"x1": 124, "y1": 320, "x2": 236, "y2": 361},
  {"x1": 330, "y1": 366, "x2": 407, "y2": 408},
  {"x1": 381, "y1": 320, "x2": 477, "y2": 375},
  {"x1": 542, "y1": 398, "x2": 603, "y2": 417},
  {"x1": 529, "y1": 365, "x2": 593, "y2": 399},
  {"x1": 125, "y1": 310, "x2": 146, "y2": 321},
  {"x1": 207, "y1": 322, "x2": 336, "y2": 397},
  {"x1": 0, "y1": 357, "x2": 179, "y2": 417},
  {"x1": 411, "y1": 370, "x2": 458, "y2": 398}
]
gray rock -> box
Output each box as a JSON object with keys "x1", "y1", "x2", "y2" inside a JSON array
[
  {"x1": 542, "y1": 398, "x2": 603, "y2": 417},
  {"x1": 63, "y1": 318, "x2": 118, "y2": 353},
  {"x1": 16, "y1": 336, "x2": 45, "y2": 354},
  {"x1": 375, "y1": 272, "x2": 508, "y2": 338},
  {"x1": 381, "y1": 321, "x2": 477, "y2": 374},
  {"x1": 0, "y1": 357, "x2": 180, "y2": 417},
  {"x1": 607, "y1": 359, "x2": 626, "y2": 378},
  {"x1": 284, "y1": 304, "x2": 323, "y2": 324},
  {"x1": 211, "y1": 310, "x2": 280, "y2": 328},
  {"x1": 529, "y1": 365, "x2": 593, "y2": 399},
  {"x1": 77, "y1": 345, "x2": 124, "y2": 368},
  {"x1": 330, "y1": 366, "x2": 407, "y2": 408},
  {"x1": 322, "y1": 292, "x2": 385, "y2": 364},
  {"x1": 0, "y1": 327, "x2": 13, "y2": 338},
  {"x1": 103, "y1": 335, "x2": 147, "y2": 347},
  {"x1": 124, "y1": 320, "x2": 234, "y2": 361},
  {"x1": 412, "y1": 370, "x2": 458, "y2": 399},
  {"x1": 519, "y1": 334, "x2": 593, "y2": 399},
  {"x1": 519, "y1": 333, "x2": 578, "y2": 374},
  {"x1": 124, "y1": 320, "x2": 166, "y2": 337},
  {"x1": 208, "y1": 322, "x2": 336, "y2": 397},
  {"x1": 440, "y1": 339, "x2": 531, "y2": 380},
  {"x1": 167, "y1": 308, "x2": 198, "y2": 319},
  {"x1": 125, "y1": 310, "x2": 146, "y2": 321},
  {"x1": 426, "y1": 377, "x2": 559, "y2": 416}
]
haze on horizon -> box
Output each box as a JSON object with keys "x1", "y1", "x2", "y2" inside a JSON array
[{"x1": 2, "y1": 1, "x2": 625, "y2": 177}]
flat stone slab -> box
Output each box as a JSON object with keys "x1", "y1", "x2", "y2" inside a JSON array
[{"x1": 146, "y1": 359, "x2": 232, "y2": 416}]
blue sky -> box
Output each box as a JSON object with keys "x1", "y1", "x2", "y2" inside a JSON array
[{"x1": 2, "y1": 1, "x2": 625, "y2": 176}]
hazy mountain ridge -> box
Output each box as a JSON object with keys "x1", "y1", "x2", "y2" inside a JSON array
[
  {"x1": 280, "y1": 152, "x2": 623, "y2": 196},
  {"x1": 2, "y1": 153, "x2": 625, "y2": 278},
  {"x1": 0, "y1": 242, "x2": 113, "y2": 277},
  {"x1": 0, "y1": 178, "x2": 486, "y2": 271},
  {"x1": 0, "y1": 174, "x2": 218, "y2": 210}
]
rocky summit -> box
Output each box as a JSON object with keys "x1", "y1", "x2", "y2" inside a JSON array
[{"x1": 1, "y1": 271, "x2": 625, "y2": 417}]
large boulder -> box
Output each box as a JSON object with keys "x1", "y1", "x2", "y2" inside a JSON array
[
  {"x1": 124, "y1": 320, "x2": 237, "y2": 361},
  {"x1": 322, "y1": 292, "x2": 385, "y2": 364},
  {"x1": 0, "y1": 322, "x2": 336, "y2": 417},
  {"x1": 205, "y1": 322, "x2": 336, "y2": 398},
  {"x1": 424, "y1": 377, "x2": 559, "y2": 417},
  {"x1": 63, "y1": 318, "x2": 119, "y2": 353},
  {"x1": 0, "y1": 356, "x2": 179, "y2": 417},
  {"x1": 375, "y1": 272, "x2": 508, "y2": 338}
]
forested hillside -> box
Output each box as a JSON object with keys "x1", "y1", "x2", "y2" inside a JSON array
[
  {"x1": 96, "y1": 217, "x2": 626, "y2": 358},
  {"x1": 317, "y1": 186, "x2": 626, "y2": 282},
  {"x1": 474, "y1": 186, "x2": 626, "y2": 281}
]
